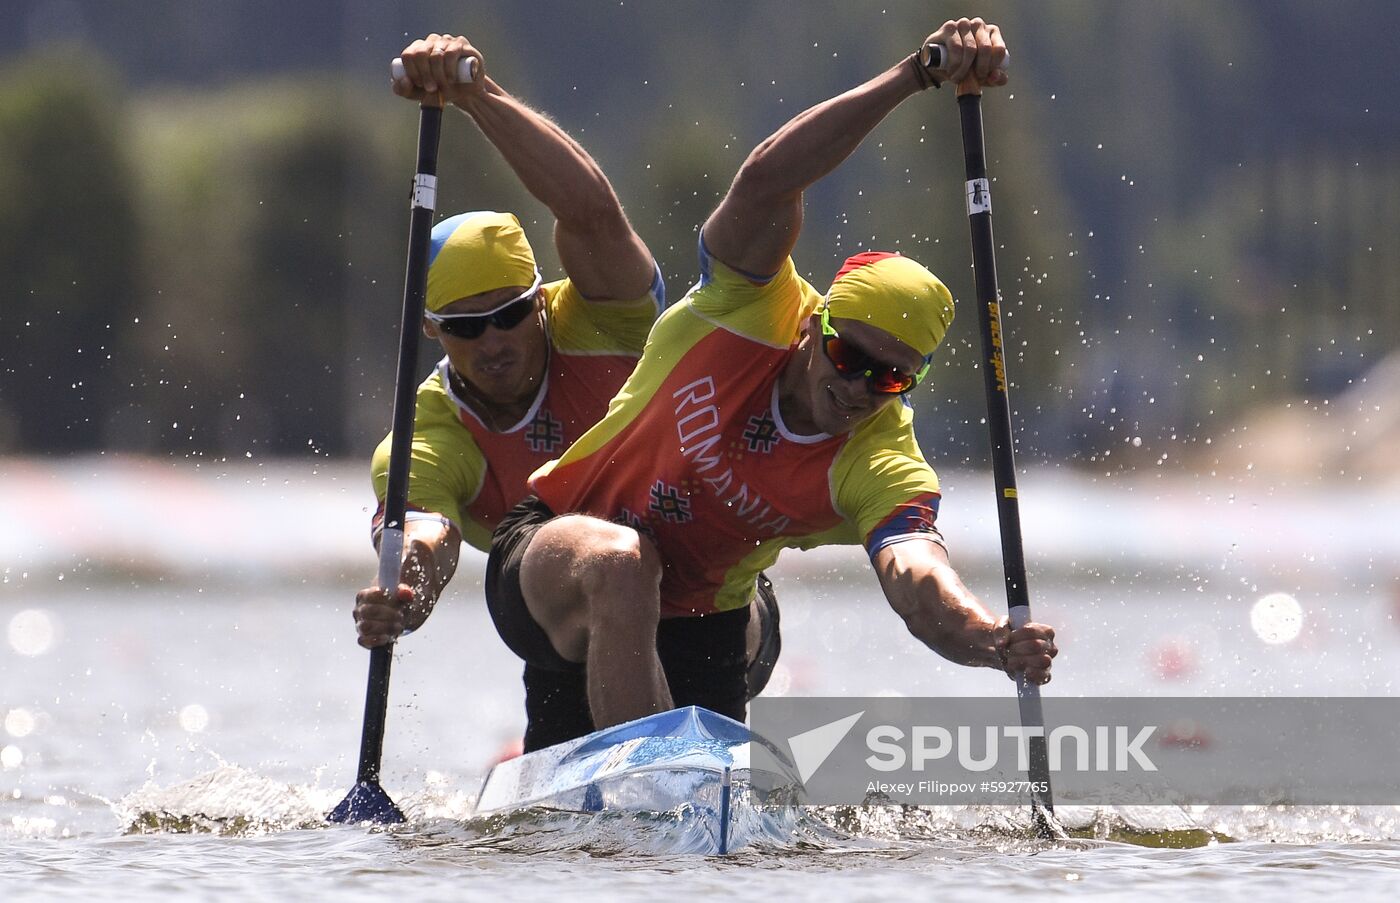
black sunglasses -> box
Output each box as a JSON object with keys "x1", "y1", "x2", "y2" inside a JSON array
[{"x1": 425, "y1": 279, "x2": 540, "y2": 340}]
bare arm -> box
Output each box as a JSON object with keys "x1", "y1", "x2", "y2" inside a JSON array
[
  {"x1": 395, "y1": 35, "x2": 655, "y2": 301},
  {"x1": 702, "y1": 62, "x2": 922, "y2": 279},
  {"x1": 355, "y1": 516, "x2": 462, "y2": 648},
  {"x1": 702, "y1": 17, "x2": 1008, "y2": 280},
  {"x1": 872, "y1": 540, "x2": 1055, "y2": 682}
]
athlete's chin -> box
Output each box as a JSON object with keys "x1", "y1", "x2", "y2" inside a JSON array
[
  {"x1": 469, "y1": 364, "x2": 527, "y2": 395},
  {"x1": 816, "y1": 390, "x2": 872, "y2": 434}
]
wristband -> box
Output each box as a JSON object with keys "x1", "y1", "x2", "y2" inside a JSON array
[
  {"x1": 404, "y1": 510, "x2": 454, "y2": 531},
  {"x1": 907, "y1": 52, "x2": 941, "y2": 90}
]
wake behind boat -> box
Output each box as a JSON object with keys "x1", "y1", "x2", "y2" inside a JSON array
[{"x1": 473, "y1": 706, "x2": 802, "y2": 855}]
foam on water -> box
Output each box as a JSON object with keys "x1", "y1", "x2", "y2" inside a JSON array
[
  {"x1": 105, "y1": 765, "x2": 1400, "y2": 853},
  {"x1": 6, "y1": 763, "x2": 1400, "y2": 900},
  {"x1": 117, "y1": 765, "x2": 330, "y2": 835}
]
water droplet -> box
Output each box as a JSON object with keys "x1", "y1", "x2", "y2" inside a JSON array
[
  {"x1": 1250, "y1": 593, "x2": 1303, "y2": 645},
  {"x1": 7, "y1": 610, "x2": 56, "y2": 656},
  {"x1": 179, "y1": 704, "x2": 210, "y2": 733},
  {"x1": 4, "y1": 709, "x2": 36, "y2": 738}
]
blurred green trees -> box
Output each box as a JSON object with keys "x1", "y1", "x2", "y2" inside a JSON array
[
  {"x1": 124, "y1": 81, "x2": 408, "y2": 456},
  {"x1": 0, "y1": 2, "x2": 1395, "y2": 471},
  {"x1": 0, "y1": 50, "x2": 139, "y2": 453}
]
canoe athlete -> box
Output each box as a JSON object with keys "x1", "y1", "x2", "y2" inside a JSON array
[
  {"x1": 351, "y1": 34, "x2": 782, "y2": 749},
  {"x1": 485, "y1": 17, "x2": 1057, "y2": 744}
]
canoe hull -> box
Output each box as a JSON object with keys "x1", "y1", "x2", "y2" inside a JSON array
[{"x1": 474, "y1": 706, "x2": 792, "y2": 854}]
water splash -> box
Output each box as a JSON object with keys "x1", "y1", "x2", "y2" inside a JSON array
[
  {"x1": 109, "y1": 765, "x2": 1400, "y2": 854},
  {"x1": 116, "y1": 765, "x2": 329, "y2": 835}
]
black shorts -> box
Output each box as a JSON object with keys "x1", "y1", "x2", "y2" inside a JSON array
[
  {"x1": 748, "y1": 571, "x2": 782, "y2": 698},
  {"x1": 486, "y1": 495, "x2": 783, "y2": 751},
  {"x1": 484, "y1": 495, "x2": 577, "y2": 672}
]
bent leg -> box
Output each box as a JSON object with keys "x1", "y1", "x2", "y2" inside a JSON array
[{"x1": 519, "y1": 514, "x2": 672, "y2": 728}]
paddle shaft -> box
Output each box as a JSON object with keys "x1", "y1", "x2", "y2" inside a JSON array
[
  {"x1": 956, "y1": 91, "x2": 1055, "y2": 816},
  {"x1": 351, "y1": 100, "x2": 443, "y2": 787}
]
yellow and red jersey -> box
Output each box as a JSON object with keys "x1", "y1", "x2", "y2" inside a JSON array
[
  {"x1": 371, "y1": 271, "x2": 663, "y2": 552},
  {"x1": 530, "y1": 243, "x2": 944, "y2": 618}
]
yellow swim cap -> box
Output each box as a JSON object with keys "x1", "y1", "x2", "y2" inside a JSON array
[
  {"x1": 426, "y1": 211, "x2": 538, "y2": 313},
  {"x1": 824, "y1": 252, "x2": 955, "y2": 358}
]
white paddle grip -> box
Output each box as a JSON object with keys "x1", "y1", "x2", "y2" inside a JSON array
[
  {"x1": 390, "y1": 56, "x2": 476, "y2": 86},
  {"x1": 376, "y1": 527, "x2": 405, "y2": 594},
  {"x1": 921, "y1": 43, "x2": 1010, "y2": 73}
]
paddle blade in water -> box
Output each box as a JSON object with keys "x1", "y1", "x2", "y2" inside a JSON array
[
  {"x1": 327, "y1": 781, "x2": 405, "y2": 825},
  {"x1": 1032, "y1": 804, "x2": 1069, "y2": 841}
]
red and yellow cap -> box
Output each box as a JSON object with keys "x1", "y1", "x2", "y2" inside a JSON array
[{"x1": 825, "y1": 251, "x2": 955, "y2": 357}]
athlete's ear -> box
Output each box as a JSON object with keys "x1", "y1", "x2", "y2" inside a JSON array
[{"x1": 422, "y1": 317, "x2": 440, "y2": 340}]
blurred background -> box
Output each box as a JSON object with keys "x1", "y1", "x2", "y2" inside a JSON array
[
  {"x1": 4, "y1": 0, "x2": 1397, "y2": 466},
  {"x1": 1, "y1": 0, "x2": 1396, "y2": 591}
]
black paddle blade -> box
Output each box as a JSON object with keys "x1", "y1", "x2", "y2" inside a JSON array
[
  {"x1": 1031, "y1": 803, "x2": 1070, "y2": 841},
  {"x1": 327, "y1": 781, "x2": 406, "y2": 825}
]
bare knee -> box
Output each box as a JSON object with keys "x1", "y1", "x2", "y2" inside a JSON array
[
  {"x1": 521, "y1": 516, "x2": 661, "y2": 635},
  {"x1": 575, "y1": 526, "x2": 660, "y2": 601}
]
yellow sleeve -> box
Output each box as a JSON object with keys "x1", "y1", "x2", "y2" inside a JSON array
[
  {"x1": 545, "y1": 272, "x2": 662, "y2": 356},
  {"x1": 830, "y1": 402, "x2": 942, "y2": 547},
  {"x1": 685, "y1": 242, "x2": 821, "y2": 348},
  {"x1": 369, "y1": 371, "x2": 486, "y2": 539}
]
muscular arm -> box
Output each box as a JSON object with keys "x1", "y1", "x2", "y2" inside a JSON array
[
  {"x1": 873, "y1": 539, "x2": 1003, "y2": 668},
  {"x1": 702, "y1": 61, "x2": 923, "y2": 279},
  {"x1": 702, "y1": 16, "x2": 1008, "y2": 283},
  {"x1": 395, "y1": 34, "x2": 655, "y2": 301},
  {"x1": 455, "y1": 81, "x2": 656, "y2": 301},
  {"x1": 872, "y1": 539, "x2": 1055, "y2": 681}
]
